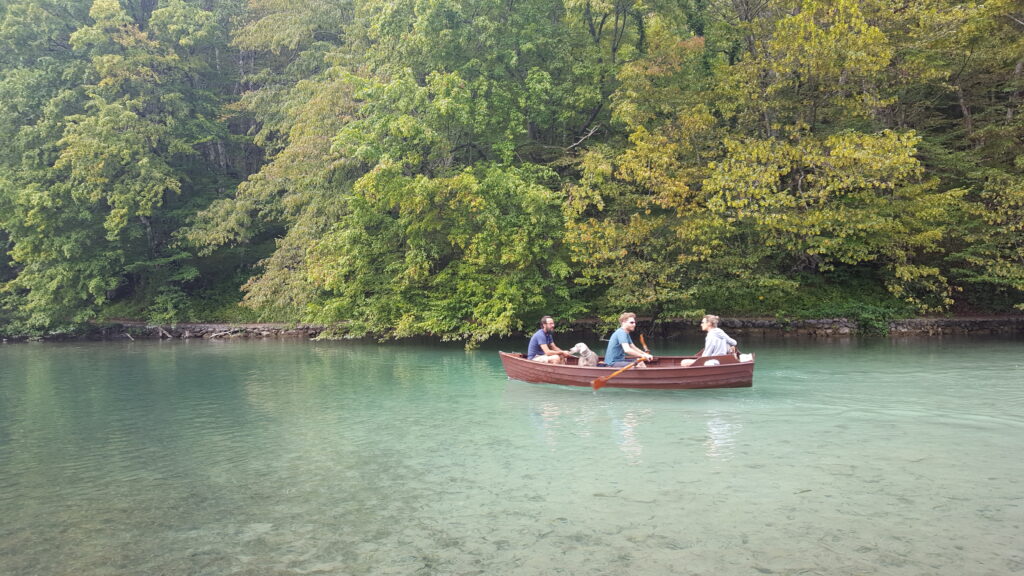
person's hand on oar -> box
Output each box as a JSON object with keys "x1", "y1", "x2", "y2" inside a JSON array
[
  {"x1": 639, "y1": 334, "x2": 656, "y2": 364},
  {"x1": 592, "y1": 357, "x2": 644, "y2": 390}
]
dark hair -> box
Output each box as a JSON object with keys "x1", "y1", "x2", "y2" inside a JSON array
[{"x1": 540, "y1": 315, "x2": 554, "y2": 327}]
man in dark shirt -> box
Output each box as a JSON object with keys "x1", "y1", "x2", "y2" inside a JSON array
[{"x1": 526, "y1": 316, "x2": 571, "y2": 364}]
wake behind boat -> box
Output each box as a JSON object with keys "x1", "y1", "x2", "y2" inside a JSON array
[{"x1": 499, "y1": 351, "x2": 754, "y2": 390}]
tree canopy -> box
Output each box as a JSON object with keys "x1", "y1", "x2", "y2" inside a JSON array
[{"x1": 1, "y1": 0, "x2": 1021, "y2": 341}]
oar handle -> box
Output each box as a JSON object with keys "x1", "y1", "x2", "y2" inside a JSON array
[{"x1": 592, "y1": 357, "x2": 643, "y2": 390}]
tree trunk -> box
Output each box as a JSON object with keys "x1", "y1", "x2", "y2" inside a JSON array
[
  {"x1": 1008, "y1": 57, "x2": 1023, "y2": 122},
  {"x1": 957, "y1": 86, "x2": 973, "y2": 135},
  {"x1": 139, "y1": 214, "x2": 155, "y2": 255}
]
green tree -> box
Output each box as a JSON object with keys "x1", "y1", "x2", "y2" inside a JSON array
[
  {"x1": 187, "y1": 0, "x2": 356, "y2": 316},
  {"x1": 0, "y1": 0, "x2": 94, "y2": 330},
  {"x1": 191, "y1": 0, "x2": 650, "y2": 341},
  {"x1": 0, "y1": 0, "x2": 237, "y2": 330},
  {"x1": 897, "y1": 0, "x2": 1024, "y2": 309},
  {"x1": 567, "y1": 0, "x2": 963, "y2": 319}
]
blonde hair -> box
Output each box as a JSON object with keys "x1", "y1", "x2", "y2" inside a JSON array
[
  {"x1": 619, "y1": 312, "x2": 636, "y2": 324},
  {"x1": 702, "y1": 314, "x2": 720, "y2": 327}
]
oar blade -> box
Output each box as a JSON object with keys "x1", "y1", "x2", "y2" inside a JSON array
[{"x1": 592, "y1": 358, "x2": 643, "y2": 390}]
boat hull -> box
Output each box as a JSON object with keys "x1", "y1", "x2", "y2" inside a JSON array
[{"x1": 499, "y1": 352, "x2": 754, "y2": 389}]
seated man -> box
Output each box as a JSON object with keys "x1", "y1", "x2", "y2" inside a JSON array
[
  {"x1": 681, "y1": 314, "x2": 737, "y2": 366},
  {"x1": 604, "y1": 312, "x2": 653, "y2": 367},
  {"x1": 527, "y1": 316, "x2": 571, "y2": 364}
]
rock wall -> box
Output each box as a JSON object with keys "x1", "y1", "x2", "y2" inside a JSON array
[
  {"x1": 659, "y1": 316, "x2": 1024, "y2": 338},
  {"x1": 4, "y1": 316, "x2": 1022, "y2": 342},
  {"x1": 82, "y1": 322, "x2": 326, "y2": 341}
]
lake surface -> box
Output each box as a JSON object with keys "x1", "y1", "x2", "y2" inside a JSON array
[{"x1": 1, "y1": 335, "x2": 1022, "y2": 575}]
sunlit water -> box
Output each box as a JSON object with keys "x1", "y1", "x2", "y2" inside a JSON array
[{"x1": 1, "y1": 335, "x2": 1021, "y2": 575}]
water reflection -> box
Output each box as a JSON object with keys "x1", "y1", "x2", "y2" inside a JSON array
[
  {"x1": 611, "y1": 408, "x2": 651, "y2": 465},
  {"x1": 703, "y1": 412, "x2": 741, "y2": 460},
  {"x1": 533, "y1": 401, "x2": 566, "y2": 448},
  {"x1": 527, "y1": 397, "x2": 644, "y2": 458},
  {"x1": 518, "y1": 387, "x2": 753, "y2": 465},
  {"x1": 519, "y1": 392, "x2": 664, "y2": 465}
]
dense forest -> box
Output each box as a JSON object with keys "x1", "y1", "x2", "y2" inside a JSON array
[{"x1": 0, "y1": 0, "x2": 1021, "y2": 343}]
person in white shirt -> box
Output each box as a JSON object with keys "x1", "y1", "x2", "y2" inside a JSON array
[{"x1": 680, "y1": 314, "x2": 737, "y2": 366}]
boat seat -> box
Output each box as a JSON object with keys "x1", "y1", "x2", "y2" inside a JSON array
[{"x1": 689, "y1": 354, "x2": 739, "y2": 366}]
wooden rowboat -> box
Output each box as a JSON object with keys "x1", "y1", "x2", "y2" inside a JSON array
[{"x1": 499, "y1": 351, "x2": 754, "y2": 389}]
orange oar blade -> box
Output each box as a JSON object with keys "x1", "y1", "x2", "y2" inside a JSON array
[{"x1": 592, "y1": 358, "x2": 641, "y2": 391}]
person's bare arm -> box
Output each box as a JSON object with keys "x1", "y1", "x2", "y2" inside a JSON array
[
  {"x1": 542, "y1": 343, "x2": 571, "y2": 357},
  {"x1": 622, "y1": 342, "x2": 652, "y2": 360}
]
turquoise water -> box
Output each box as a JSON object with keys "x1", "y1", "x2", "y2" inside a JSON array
[{"x1": 0, "y1": 336, "x2": 1021, "y2": 575}]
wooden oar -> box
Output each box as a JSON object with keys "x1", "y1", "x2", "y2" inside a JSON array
[
  {"x1": 639, "y1": 334, "x2": 657, "y2": 366},
  {"x1": 592, "y1": 357, "x2": 643, "y2": 390}
]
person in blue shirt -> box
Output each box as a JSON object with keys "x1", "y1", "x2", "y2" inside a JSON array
[
  {"x1": 604, "y1": 312, "x2": 653, "y2": 367},
  {"x1": 527, "y1": 316, "x2": 571, "y2": 364}
]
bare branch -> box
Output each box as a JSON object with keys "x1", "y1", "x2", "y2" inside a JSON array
[{"x1": 568, "y1": 125, "x2": 600, "y2": 150}]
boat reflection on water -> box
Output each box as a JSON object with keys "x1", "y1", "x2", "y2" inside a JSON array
[
  {"x1": 611, "y1": 408, "x2": 652, "y2": 465},
  {"x1": 531, "y1": 401, "x2": 569, "y2": 448},
  {"x1": 703, "y1": 411, "x2": 741, "y2": 460},
  {"x1": 526, "y1": 400, "x2": 653, "y2": 464},
  {"x1": 512, "y1": 384, "x2": 743, "y2": 465},
  {"x1": 521, "y1": 392, "x2": 651, "y2": 456}
]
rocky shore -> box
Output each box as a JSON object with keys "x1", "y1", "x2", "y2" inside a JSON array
[
  {"x1": 575, "y1": 316, "x2": 1024, "y2": 340},
  {"x1": 4, "y1": 315, "x2": 1021, "y2": 342},
  {"x1": 705, "y1": 316, "x2": 1024, "y2": 338},
  {"x1": 89, "y1": 322, "x2": 326, "y2": 341}
]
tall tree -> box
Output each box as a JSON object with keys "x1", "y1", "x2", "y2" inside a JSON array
[
  {"x1": 0, "y1": 0, "x2": 236, "y2": 330},
  {"x1": 567, "y1": 0, "x2": 963, "y2": 318},
  {"x1": 187, "y1": 0, "x2": 356, "y2": 316}
]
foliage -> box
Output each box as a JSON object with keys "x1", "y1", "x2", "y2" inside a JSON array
[
  {"x1": 0, "y1": 0, "x2": 246, "y2": 333},
  {"x1": 307, "y1": 163, "x2": 575, "y2": 345},
  {"x1": 951, "y1": 163, "x2": 1024, "y2": 309},
  {"x1": 1, "y1": 0, "x2": 1022, "y2": 341}
]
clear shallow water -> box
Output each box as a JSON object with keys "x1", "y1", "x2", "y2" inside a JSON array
[{"x1": 0, "y1": 336, "x2": 1021, "y2": 575}]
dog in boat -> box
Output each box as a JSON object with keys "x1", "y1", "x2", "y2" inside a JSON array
[{"x1": 567, "y1": 342, "x2": 599, "y2": 367}]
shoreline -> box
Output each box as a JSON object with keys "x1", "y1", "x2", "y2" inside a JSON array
[{"x1": 3, "y1": 315, "x2": 1023, "y2": 343}]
